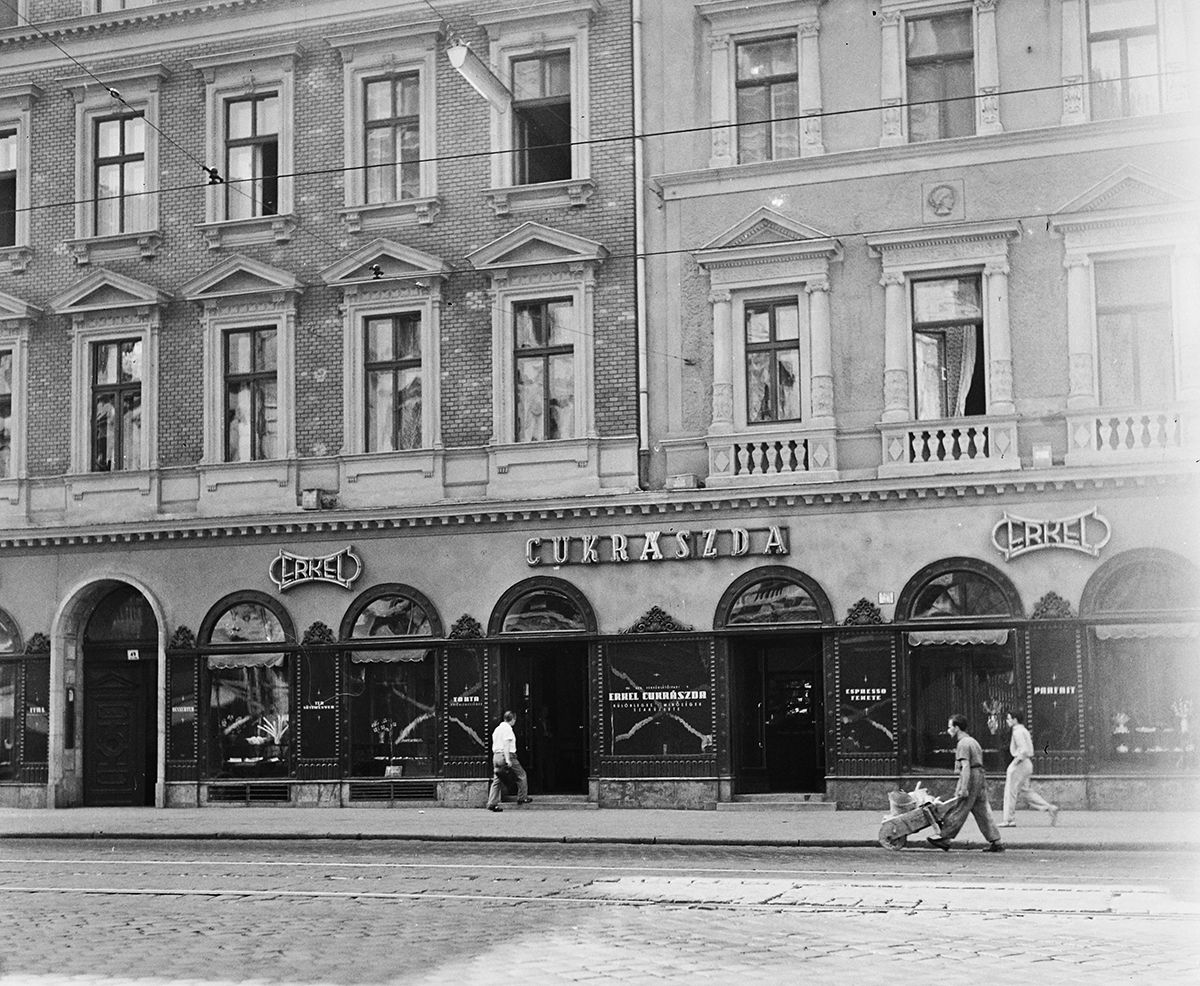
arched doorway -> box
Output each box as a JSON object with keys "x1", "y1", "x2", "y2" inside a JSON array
[
  {"x1": 489, "y1": 578, "x2": 594, "y2": 796},
  {"x1": 82, "y1": 585, "x2": 159, "y2": 806},
  {"x1": 715, "y1": 566, "x2": 833, "y2": 794},
  {"x1": 1081, "y1": 549, "x2": 1200, "y2": 772},
  {"x1": 897, "y1": 557, "x2": 1023, "y2": 774}
]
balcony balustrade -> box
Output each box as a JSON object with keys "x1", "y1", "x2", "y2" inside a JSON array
[
  {"x1": 706, "y1": 425, "x2": 838, "y2": 487},
  {"x1": 878, "y1": 415, "x2": 1020, "y2": 477},
  {"x1": 1065, "y1": 405, "x2": 1193, "y2": 465}
]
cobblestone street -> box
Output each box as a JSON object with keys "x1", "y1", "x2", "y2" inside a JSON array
[{"x1": 1, "y1": 840, "x2": 1196, "y2": 984}]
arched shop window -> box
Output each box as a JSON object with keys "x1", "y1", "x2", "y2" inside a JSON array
[
  {"x1": 199, "y1": 592, "x2": 294, "y2": 780},
  {"x1": 897, "y1": 558, "x2": 1023, "y2": 772},
  {"x1": 340, "y1": 585, "x2": 441, "y2": 779},
  {"x1": 1082, "y1": 549, "x2": 1200, "y2": 771},
  {"x1": 0, "y1": 609, "x2": 45, "y2": 784},
  {"x1": 714, "y1": 566, "x2": 833, "y2": 627},
  {"x1": 492, "y1": 578, "x2": 596, "y2": 635}
]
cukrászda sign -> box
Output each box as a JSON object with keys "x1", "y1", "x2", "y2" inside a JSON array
[{"x1": 525, "y1": 526, "x2": 788, "y2": 566}]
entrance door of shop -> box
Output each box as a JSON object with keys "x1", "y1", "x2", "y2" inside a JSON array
[
  {"x1": 499, "y1": 642, "x2": 589, "y2": 795},
  {"x1": 731, "y1": 637, "x2": 824, "y2": 793},
  {"x1": 83, "y1": 655, "x2": 156, "y2": 806}
]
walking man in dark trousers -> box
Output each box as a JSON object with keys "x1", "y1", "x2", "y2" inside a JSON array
[
  {"x1": 486, "y1": 710, "x2": 530, "y2": 812},
  {"x1": 928, "y1": 713, "x2": 1005, "y2": 853}
]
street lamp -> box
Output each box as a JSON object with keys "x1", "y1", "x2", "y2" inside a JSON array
[{"x1": 446, "y1": 40, "x2": 512, "y2": 113}]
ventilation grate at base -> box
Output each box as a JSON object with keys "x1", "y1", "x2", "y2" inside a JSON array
[
  {"x1": 349, "y1": 781, "x2": 438, "y2": 803},
  {"x1": 207, "y1": 783, "x2": 291, "y2": 804}
]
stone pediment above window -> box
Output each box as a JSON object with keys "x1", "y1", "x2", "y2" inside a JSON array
[
  {"x1": 49, "y1": 268, "x2": 170, "y2": 318},
  {"x1": 181, "y1": 254, "x2": 304, "y2": 307},
  {"x1": 694, "y1": 207, "x2": 841, "y2": 285},
  {"x1": 1050, "y1": 166, "x2": 1193, "y2": 239},
  {"x1": 467, "y1": 222, "x2": 607, "y2": 280},
  {"x1": 0, "y1": 289, "x2": 40, "y2": 325},
  {"x1": 320, "y1": 238, "x2": 450, "y2": 293}
]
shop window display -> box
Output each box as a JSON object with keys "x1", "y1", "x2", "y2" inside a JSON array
[
  {"x1": 501, "y1": 589, "x2": 587, "y2": 633},
  {"x1": 345, "y1": 589, "x2": 438, "y2": 777},
  {"x1": 727, "y1": 578, "x2": 821, "y2": 625},
  {"x1": 205, "y1": 600, "x2": 291, "y2": 779}
]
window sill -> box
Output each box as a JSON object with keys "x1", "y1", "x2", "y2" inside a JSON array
[
  {"x1": 486, "y1": 437, "x2": 601, "y2": 497},
  {"x1": 64, "y1": 470, "x2": 155, "y2": 512},
  {"x1": 340, "y1": 197, "x2": 442, "y2": 233},
  {"x1": 485, "y1": 177, "x2": 595, "y2": 217},
  {"x1": 67, "y1": 230, "x2": 163, "y2": 266},
  {"x1": 338, "y1": 448, "x2": 446, "y2": 506},
  {"x1": 0, "y1": 245, "x2": 31, "y2": 274},
  {"x1": 197, "y1": 214, "x2": 297, "y2": 251}
]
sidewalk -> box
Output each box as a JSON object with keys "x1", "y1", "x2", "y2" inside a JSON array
[{"x1": 3, "y1": 805, "x2": 1197, "y2": 850}]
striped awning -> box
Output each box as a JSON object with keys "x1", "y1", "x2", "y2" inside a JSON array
[
  {"x1": 207, "y1": 653, "x2": 286, "y2": 669},
  {"x1": 907, "y1": 629, "x2": 1011, "y2": 647},
  {"x1": 350, "y1": 648, "x2": 432, "y2": 664},
  {"x1": 1092, "y1": 622, "x2": 1200, "y2": 641}
]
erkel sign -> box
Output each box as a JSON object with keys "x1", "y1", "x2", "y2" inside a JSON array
[
  {"x1": 991, "y1": 507, "x2": 1111, "y2": 562},
  {"x1": 270, "y1": 545, "x2": 364, "y2": 591},
  {"x1": 526, "y1": 526, "x2": 788, "y2": 566}
]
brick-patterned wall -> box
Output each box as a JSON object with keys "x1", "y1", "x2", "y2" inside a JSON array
[{"x1": 1, "y1": 0, "x2": 637, "y2": 475}]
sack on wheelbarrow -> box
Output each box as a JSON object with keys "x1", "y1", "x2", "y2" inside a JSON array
[{"x1": 878, "y1": 796, "x2": 960, "y2": 850}]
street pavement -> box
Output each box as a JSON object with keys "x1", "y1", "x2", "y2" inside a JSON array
[
  {"x1": 2, "y1": 803, "x2": 1198, "y2": 850},
  {"x1": 0, "y1": 839, "x2": 1196, "y2": 985}
]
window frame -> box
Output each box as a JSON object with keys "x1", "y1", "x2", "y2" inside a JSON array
[
  {"x1": 223, "y1": 92, "x2": 280, "y2": 222},
  {"x1": 92, "y1": 112, "x2": 148, "y2": 238},
  {"x1": 733, "y1": 33, "x2": 800, "y2": 165},
  {"x1": 327, "y1": 21, "x2": 441, "y2": 231},
  {"x1": 190, "y1": 44, "x2": 298, "y2": 248},
  {"x1": 903, "y1": 9, "x2": 976, "y2": 141},
  {"x1": 510, "y1": 51, "x2": 573, "y2": 186},
  {"x1": 62, "y1": 66, "x2": 164, "y2": 264},
  {"x1": 742, "y1": 295, "x2": 805, "y2": 425},
  {"x1": 363, "y1": 311, "x2": 423, "y2": 453},
  {"x1": 362, "y1": 72, "x2": 421, "y2": 206},
  {"x1": 480, "y1": 1, "x2": 595, "y2": 214},
  {"x1": 222, "y1": 325, "x2": 278, "y2": 463},
  {"x1": 909, "y1": 272, "x2": 987, "y2": 420},
  {"x1": 0, "y1": 83, "x2": 38, "y2": 272},
  {"x1": 89, "y1": 336, "x2": 144, "y2": 473},
  {"x1": 1091, "y1": 252, "x2": 1175, "y2": 407},
  {"x1": 0, "y1": 298, "x2": 31, "y2": 491},
  {"x1": 0, "y1": 126, "x2": 16, "y2": 249},
  {"x1": 512, "y1": 296, "x2": 576, "y2": 443},
  {"x1": 1086, "y1": 0, "x2": 1161, "y2": 120}
]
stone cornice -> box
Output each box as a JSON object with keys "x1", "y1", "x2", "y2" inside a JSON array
[
  {"x1": 0, "y1": 1, "x2": 264, "y2": 47},
  {"x1": 1, "y1": 461, "x2": 1194, "y2": 550}
]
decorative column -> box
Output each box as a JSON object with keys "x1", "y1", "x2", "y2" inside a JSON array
[
  {"x1": 807, "y1": 276, "x2": 834, "y2": 425},
  {"x1": 881, "y1": 272, "x2": 909, "y2": 421},
  {"x1": 708, "y1": 34, "x2": 735, "y2": 168},
  {"x1": 975, "y1": 0, "x2": 1002, "y2": 134},
  {"x1": 1059, "y1": 0, "x2": 1087, "y2": 124},
  {"x1": 1174, "y1": 244, "x2": 1200, "y2": 401},
  {"x1": 879, "y1": 11, "x2": 905, "y2": 146},
  {"x1": 799, "y1": 19, "x2": 824, "y2": 156},
  {"x1": 709, "y1": 290, "x2": 734, "y2": 433},
  {"x1": 1162, "y1": 0, "x2": 1191, "y2": 113},
  {"x1": 984, "y1": 261, "x2": 1014, "y2": 414},
  {"x1": 1065, "y1": 256, "x2": 1096, "y2": 408}
]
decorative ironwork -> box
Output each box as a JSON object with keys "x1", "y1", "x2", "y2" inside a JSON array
[
  {"x1": 168, "y1": 625, "x2": 196, "y2": 650},
  {"x1": 24, "y1": 632, "x2": 50, "y2": 654},
  {"x1": 302, "y1": 620, "x2": 336, "y2": 645},
  {"x1": 1031, "y1": 591, "x2": 1074, "y2": 620},
  {"x1": 447, "y1": 614, "x2": 483, "y2": 639},
  {"x1": 621, "y1": 606, "x2": 694, "y2": 634},
  {"x1": 842, "y1": 599, "x2": 884, "y2": 625}
]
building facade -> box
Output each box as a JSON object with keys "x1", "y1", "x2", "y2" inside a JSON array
[{"x1": 0, "y1": 0, "x2": 1196, "y2": 812}]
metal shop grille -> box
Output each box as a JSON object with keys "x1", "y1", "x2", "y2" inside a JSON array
[
  {"x1": 206, "y1": 783, "x2": 292, "y2": 804},
  {"x1": 348, "y1": 781, "x2": 438, "y2": 803}
]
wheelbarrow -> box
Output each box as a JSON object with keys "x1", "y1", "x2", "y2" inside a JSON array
[{"x1": 878, "y1": 791, "x2": 961, "y2": 850}]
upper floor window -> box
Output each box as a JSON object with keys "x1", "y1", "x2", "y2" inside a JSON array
[
  {"x1": 911, "y1": 275, "x2": 985, "y2": 420},
  {"x1": 94, "y1": 114, "x2": 147, "y2": 236},
  {"x1": 90, "y1": 338, "x2": 142, "y2": 472},
  {"x1": 512, "y1": 52, "x2": 572, "y2": 186},
  {"x1": 224, "y1": 327, "x2": 277, "y2": 461},
  {"x1": 225, "y1": 94, "x2": 279, "y2": 220},
  {"x1": 906, "y1": 11, "x2": 975, "y2": 141},
  {"x1": 735, "y1": 37, "x2": 798, "y2": 164},
  {"x1": 0, "y1": 129, "x2": 14, "y2": 248},
  {"x1": 1088, "y1": 0, "x2": 1160, "y2": 120},
  {"x1": 94, "y1": 1, "x2": 154, "y2": 11},
  {"x1": 745, "y1": 299, "x2": 801, "y2": 423},
  {"x1": 0, "y1": 350, "x2": 11, "y2": 478},
  {"x1": 1095, "y1": 255, "x2": 1173, "y2": 406},
  {"x1": 514, "y1": 298, "x2": 575, "y2": 442},
  {"x1": 364, "y1": 74, "x2": 420, "y2": 204},
  {"x1": 365, "y1": 313, "x2": 422, "y2": 452}
]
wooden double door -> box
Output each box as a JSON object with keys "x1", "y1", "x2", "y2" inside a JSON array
[{"x1": 83, "y1": 653, "x2": 157, "y2": 806}]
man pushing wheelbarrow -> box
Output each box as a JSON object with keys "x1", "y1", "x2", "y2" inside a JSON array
[{"x1": 879, "y1": 714, "x2": 1005, "y2": 853}]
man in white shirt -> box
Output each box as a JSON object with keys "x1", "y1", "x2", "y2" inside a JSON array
[
  {"x1": 1000, "y1": 710, "x2": 1059, "y2": 827},
  {"x1": 486, "y1": 710, "x2": 530, "y2": 812}
]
